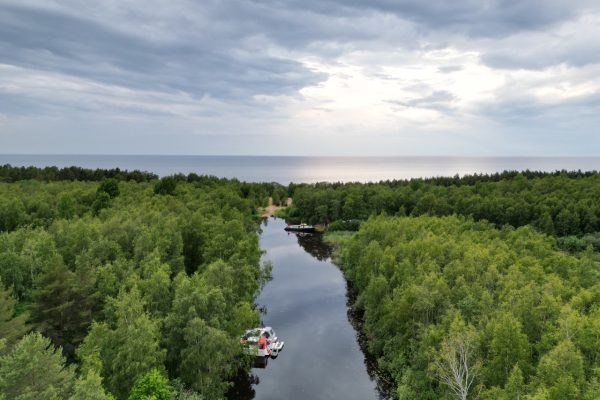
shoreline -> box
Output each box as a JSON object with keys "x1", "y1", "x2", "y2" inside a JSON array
[{"x1": 258, "y1": 197, "x2": 292, "y2": 217}]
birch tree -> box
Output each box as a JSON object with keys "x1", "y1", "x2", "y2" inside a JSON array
[{"x1": 433, "y1": 324, "x2": 481, "y2": 400}]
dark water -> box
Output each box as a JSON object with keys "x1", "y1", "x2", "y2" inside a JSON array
[
  {"x1": 2, "y1": 154, "x2": 600, "y2": 184},
  {"x1": 231, "y1": 218, "x2": 387, "y2": 400}
]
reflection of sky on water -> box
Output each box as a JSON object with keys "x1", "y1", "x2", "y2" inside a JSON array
[
  {"x1": 3, "y1": 155, "x2": 600, "y2": 183},
  {"x1": 243, "y1": 218, "x2": 385, "y2": 400}
]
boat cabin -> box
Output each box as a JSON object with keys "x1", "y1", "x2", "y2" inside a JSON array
[{"x1": 240, "y1": 326, "x2": 284, "y2": 358}]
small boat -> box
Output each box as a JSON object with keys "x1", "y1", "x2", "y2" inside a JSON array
[
  {"x1": 284, "y1": 223, "x2": 315, "y2": 232},
  {"x1": 240, "y1": 327, "x2": 285, "y2": 358}
]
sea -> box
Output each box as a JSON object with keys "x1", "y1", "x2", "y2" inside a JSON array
[{"x1": 1, "y1": 155, "x2": 600, "y2": 184}]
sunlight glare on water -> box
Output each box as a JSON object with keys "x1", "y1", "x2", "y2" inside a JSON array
[{"x1": 2, "y1": 155, "x2": 600, "y2": 184}]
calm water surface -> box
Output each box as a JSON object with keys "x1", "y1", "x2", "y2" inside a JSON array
[
  {"x1": 230, "y1": 218, "x2": 387, "y2": 400},
  {"x1": 2, "y1": 155, "x2": 600, "y2": 183}
]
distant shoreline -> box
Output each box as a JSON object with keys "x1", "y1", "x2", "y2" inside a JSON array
[{"x1": 2, "y1": 155, "x2": 600, "y2": 184}]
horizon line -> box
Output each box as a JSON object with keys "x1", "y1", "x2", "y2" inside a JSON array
[{"x1": 2, "y1": 154, "x2": 600, "y2": 158}]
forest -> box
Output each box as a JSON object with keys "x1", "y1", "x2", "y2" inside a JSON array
[
  {"x1": 0, "y1": 169, "x2": 278, "y2": 399},
  {"x1": 333, "y1": 215, "x2": 600, "y2": 399},
  {"x1": 287, "y1": 172, "x2": 600, "y2": 399},
  {"x1": 287, "y1": 171, "x2": 600, "y2": 237},
  {"x1": 2, "y1": 166, "x2": 600, "y2": 399}
]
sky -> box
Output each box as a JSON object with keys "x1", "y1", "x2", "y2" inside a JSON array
[{"x1": 1, "y1": 0, "x2": 599, "y2": 156}]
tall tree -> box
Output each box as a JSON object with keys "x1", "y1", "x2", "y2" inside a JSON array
[
  {"x1": 535, "y1": 340, "x2": 585, "y2": 400},
  {"x1": 97, "y1": 179, "x2": 120, "y2": 199},
  {"x1": 31, "y1": 261, "x2": 100, "y2": 359},
  {"x1": 69, "y1": 370, "x2": 113, "y2": 400},
  {"x1": 179, "y1": 318, "x2": 238, "y2": 398},
  {"x1": 433, "y1": 320, "x2": 481, "y2": 400},
  {"x1": 0, "y1": 332, "x2": 75, "y2": 400},
  {"x1": 485, "y1": 313, "x2": 530, "y2": 386},
  {"x1": 79, "y1": 288, "x2": 165, "y2": 399},
  {"x1": 128, "y1": 369, "x2": 172, "y2": 400},
  {"x1": 0, "y1": 281, "x2": 29, "y2": 349},
  {"x1": 504, "y1": 365, "x2": 525, "y2": 400}
]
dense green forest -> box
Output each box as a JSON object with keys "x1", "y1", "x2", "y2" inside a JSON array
[
  {"x1": 0, "y1": 164, "x2": 158, "y2": 183},
  {"x1": 287, "y1": 171, "x2": 600, "y2": 399},
  {"x1": 0, "y1": 170, "x2": 280, "y2": 399},
  {"x1": 335, "y1": 215, "x2": 600, "y2": 399},
  {"x1": 287, "y1": 171, "x2": 600, "y2": 237},
  {"x1": 2, "y1": 166, "x2": 600, "y2": 399}
]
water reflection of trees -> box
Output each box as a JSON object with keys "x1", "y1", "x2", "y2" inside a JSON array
[
  {"x1": 226, "y1": 370, "x2": 259, "y2": 400},
  {"x1": 293, "y1": 232, "x2": 333, "y2": 261},
  {"x1": 258, "y1": 217, "x2": 269, "y2": 234},
  {"x1": 229, "y1": 219, "x2": 390, "y2": 400}
]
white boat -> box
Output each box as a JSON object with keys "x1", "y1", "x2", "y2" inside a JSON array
[{"x1": 240, "y1": 327, "x2": 284, "y2": 358}]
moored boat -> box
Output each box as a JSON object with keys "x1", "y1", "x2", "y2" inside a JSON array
[
  {"x1": 284, "y1": 223, "x2": 315, "y2": 232},
  {"x1": 240, "y1": 327, "x2": 285, "y2": 358}
]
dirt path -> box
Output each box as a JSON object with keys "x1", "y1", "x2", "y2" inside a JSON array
[{"x1": 260, "y1": 197, "x2": 292, "y2": 217}]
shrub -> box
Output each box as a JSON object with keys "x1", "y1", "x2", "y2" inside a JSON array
[{"x1": 154, "y1": 177, "x2": 177, "y2": 196}]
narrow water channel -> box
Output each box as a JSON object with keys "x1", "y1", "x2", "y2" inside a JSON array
[{"x1": 230, "y1": 217, "x2": 388, "y2": 400}]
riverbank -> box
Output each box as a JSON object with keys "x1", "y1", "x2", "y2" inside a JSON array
[
  {"x1": 258, "y1": 197, "x2": 292, "y2": 217},
  {"x1": 323, "y1": 230, "x2": 396, "y2": 394},
  {"x1": 324, "y1": 215, "x2": 600, "y2": 399},
  {"x1": 231, "y1": 218, "x2": 387, "y2": 400}
]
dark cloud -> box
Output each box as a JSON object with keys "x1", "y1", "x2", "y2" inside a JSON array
[
  {"x1": 265, "y1": 0, "x2": 578, "y2": 37},
  {"x1": 0, "y1": 0, "x2": 599, "y2": 156},
  {"x1": 480, "y1": 28, "x2": 600, "y2": 70},
  {"x1": 0, "y1": 3, "x2": 325, "y2": 101},
  {"x1": 0, "y1": 0, "x2": 594, "y2": 106}
]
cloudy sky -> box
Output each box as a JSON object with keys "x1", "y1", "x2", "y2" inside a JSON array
[{"x1": 1, "y1": 0, "x2": 599, "y2": 155}]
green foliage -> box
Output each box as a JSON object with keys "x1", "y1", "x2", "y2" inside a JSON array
[
  {"x1": 431, "y1": 316, "x2": 481, "y2": 400},
  {"x1": 164, "y1": 268, "x2": 258, "y2": 397},
  {"x1": 154, "y1": 177, "x2": 178, "y2": 195},
  {"x1": 505, "y1": 365, "x2": 525, "y2": 400},
  {"x1": 0, "y1": 164, "x2": 157, "y2": 183},
  {"x1": 0, "y1": 169, "x2": 283, "y2": 399},
  {"x1": 485, "y1": 312, "x2": 530, "y2": 386},
  {"x1": 7, "y1": 166, "x2": 600, "y2": 399},
  {"x1": 93, "y1": 191, "x2": 112, "y2": 215},
  {"x1": 557, "y1": 233, "x2": 600, "y2": 252},
  {"x1": 327, "y1": 219, "x2": 360, "y2": 232},
  {"x1": 0, "y1": 197, "x2": 27, "y2": 231},
  {"x1": 0, "y1": 228, "x2": 65, "y2": 300},
  {"x1": 98, "y1": 179, "x2": 120, "y2": 199},
  {"x1": 69, "y1": 370, "x2": 113, "y2": 400},
  {"x1": 534, "y1": 340, "x2": 585, "y2": 399},
  {"x1": 0, "y1": 281, "x2": 29, "y2": 349},
  {"x1": 171, "y1": 380, "x2": 205, "y2": 400},
  {"x1": 338, "y1": 215, "x2": 600, "y2": 398},
  {"x1": 0, "y1": 332, "x2": 75, "y2": 400},
  {"x1": 79, "y1": 288, "x2": 165, "y2": 399},
  {"x1": 58, "y1": 193, "x2": 78, "y2": 219},
  {"x1": 128, "y1": 369, "x2": 172, "y2": 400},
  {"x1": 32, "y1": 260, "x2": 100, "y2": 359},
  {"x1": 288, "y1": 172, "x2": 600, "y2": 235},
  {"x1": 179, "y1": 318, "x2": 239, "y2": 398}
]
